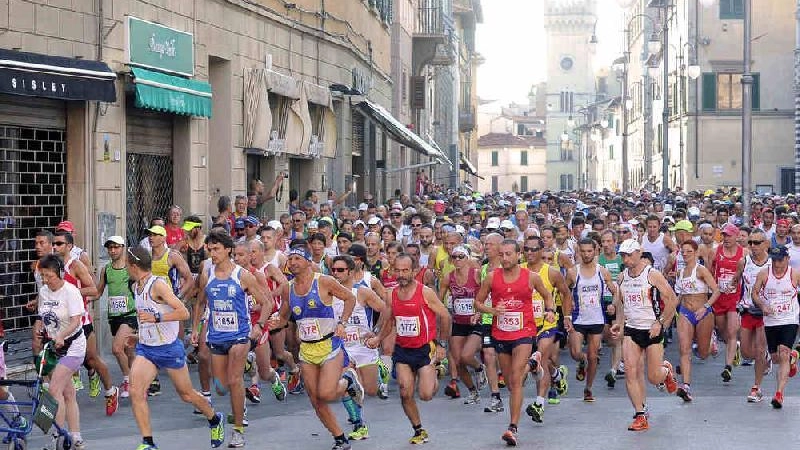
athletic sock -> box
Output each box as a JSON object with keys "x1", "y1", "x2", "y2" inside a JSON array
[
  {"x1": 341, "y1": 394, "x2": 363, "y2": 426},
  {"x1": 535, "y1": 395, "x2": 545, "y2": 406},
  {"x1": 413, "y1": 423, "x2": 423, "y2": 434},
  {"x1": 143, "y1": 437, "x2": 155, "y2": 446}
]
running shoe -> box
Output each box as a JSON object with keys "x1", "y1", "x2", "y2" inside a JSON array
[
  {"x1": 148, "y1": 378, "x2": 162, "y2": 397},
  {"x1": 88, "y1": 371, "x2": 101, "y2": 398},
  {"x1": 105, "y1": 385, "x2": 119, "y2": 416},
  {"x1": 244, "y1": 352, "x2": 255, "y2": 374},
  {"x1": 627, "y1": 414, "x2": 648, "y2": 431},
  {"x1": 576, "y1": 358, "x2": 587, "y2": 382},
  {"x1": 733, "y1": 341, "x2": 742, "y2": 366},
  {"x1": 377, "y1": 359, "x2": 391, "y2": 385},
  {"x1": 120, "y1": 379, "x2": 130, "y2": 399},
  {"x1": 616, "y1": 361, "x2": 625, "y2": 377},
  {"x1": 771, "y1": 391, "x2": 784, "y2": 409},
  {"x1": 378, "y1": 383, "x2": 389, "y2": 399},
  {"x1": 741, "y1": 358, "x2": 754, "y2": 366},
  {"x1": 136, "y1": 444, "x2": 158, "y2": 450},
  {"x1": 547, "y1": 387, "x2": 560, "y2": 405},
  {"x1": 501, "y1": 428, "x2": 518, "y2": 446},
  {"x1": 692, "y1": 342, "x2": 700, "y2": 359},
  {"x1": 556, "y1": 365, "x2": 569, "y2": 396},
  {"x1": 676, "y1": 384, "x2": 692, "y2": 403},
  {"x1": 271, "y1": 376, "x2": 287, "y2": 401},
  {"x1": 710, "y1": 330, "x2": 719, "y2": 357},
  {"x1": 463, "y1": 390, "x2": 480, "y2": 405},
  {"x1": 662, "y1": 361, "x2": 678, "y2": 394},
  {"x1": 526, "y1": 402, "x2": 544, "y2": 423},
  {"x1": 444, "y1": 379, "x2": 461, "y2": 399},
  {"x1": 605, "y1": 370, "x2": 616, "y2": 389},
  {"x1": 583, "y1": 388, "x2": 595, "y2": 402},
  {"x1": 343, "y1": 368, "x2": 365, "y2": 405},
  {"x1": 74, "y1": 440, "x2": 86, "y2": 450},
  {"x1": 475, "y1": 364, "x2": 488, "y2": 391},
  {"x1": 409, "y1": 429, "x2": 429, "y2": 445},
  {"x1": 435, "y1": 362, "x2": 447, "y2": 380},
  {"x1": 348, "y1": 424, "x2": 369, "y2": 441},
  {"x1": 331, "y1": 440, "x2": 352, "y2": 450},
  {"x1": 210, "y1": 412, "x2": 225, "y2": 448},
  {"x1": 528, "y1": 352, "x2": 544, "y2": 381},
  {"x1": 789, "y1": 350, "x2": 799, "y2": 378},
  {"x1": 721, "y1": 366, "x2": 732, "y2": 383},
  {"x1": 288, "y1": 372, "x2": 304, "y2": 395},
  {"x1": 747, "y1": 386, "x2": 763, "y2": 403},
  {"x1": 72, "y1": 372, "x2": 84, "y2": 391},
  {"x1": 484, "y1": 396, "x2": 504, "y2": 412},
  {"x1": 498, "y1": 372, "x2": 506, "y2": 388},
  {"x1": 226, "y1": 407, "x2": 248, "y2": 426},
  {"x1": 246, "y1": 384, "x2": 261, "y2": 404},
  {"x1": 228, "y1": 429, "x2": 245, "y2": 448}
]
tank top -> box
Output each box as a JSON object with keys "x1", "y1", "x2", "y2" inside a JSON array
[
  {"x1": 333, "y1": 286, "x2": 374, "y2": 347},
  {"x1": 599, "y1": 253, "x2": 623, "y2": 302},
  {"x1": 620, "y1": 266, "x2": 660, "y2": 330},
  {"x1": 449, "y1": 267, "x2": 479, "y2": 325},
  {"x1": 151, "y1": 247, "x2": 173, "y2": 289},
  {"x1": 572, "y1": 265, "x2": 605, "y2": 325},
  {"x1": 290, "y1": 274, "x2": 337, "y2": 343},
  {"x1": 415, "y1": 267, "x2": 429, "y2": 285},
  {"x1": 641, "y1": 233, "x2": 670, "y2": 272},
  {"x1": 135, "y1": 275, "x2": 179, "y2": 346},
  {"x1": 268, "y1": 250, "x2": 284, "y2": 268},
  {"x1": 105, "y1": 263, "x2": 136, "y2": 317},
  {"x1": 675, "y1": 263, "x2": 708, "y2": 296},
  {"x1": 714, "y1": 245, "x2": 743, "y2": 301},
  {"x1": 762, "y1": 267, "x2": 799, "y2": 327},
  {"x1": 741, "y1": 255, "x2": 771, "y2": 310},
  {"x1": 258, "y1": 263, "x2": 282, "y2": 315},
  {"x1": 480, "y1": 263, "x2": 495, "y2": 325},
  {"x1": 186, "y1": 244, "x2": 206, "y2": 274},
  {"x1": 490, "y1": 268, "x2": 535, "y2": 341},
  {"x1": 381, "y1": 268, "x2": 399, "y2": 290},
  {"x1": 524, "y1": 263, "x2": 553, "y2": 327},
  {"x1": 205, "y1": 265, "x2": 250, "y2": 342},
  {"x1": 64, "y1": 257, "x2": 91, "y2": 325},
  {"x1": 392, "y1": 281, "x2": 437, "y2": 348}
]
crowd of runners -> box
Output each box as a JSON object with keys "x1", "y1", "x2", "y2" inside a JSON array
[{"x1": 20, "y1": 184, "x2": 800, "y2": 449}]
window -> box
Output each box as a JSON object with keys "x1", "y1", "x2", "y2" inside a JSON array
[
  {"x1": 560, "y1": 91, "x2": 574, "y2": 113},
  {"x1": 609, "y1": 145, "x2": 614, "y2": 160},
  {"x1": 517, "y1": 123, "x2": 525, "y2": 136},
  {"x1": 702, "y1": 72, "x2": 760, "y2": 111},
  {"x1": 560, "y1": 145, "x2": 573, "y2": 161},
  {"x1": 520, "y1": 150, "x2": 528, "y2": 166},
  {"x1": 720, "y1": 0, "x2": 744, "y2": 19},
  {"x1": 559, "y1": 174, "x2": 574, "y2": 191},
  {"x1": 491, "y1": 151, "x2": 499, "y2": 166},
  {"x1": 780, "y1": 167, "x2": 796, "y2": 195},
  {"x1": 520, "y1": 175, "x2": 528, "y2": 192},
  {"x1": 491, "y1": 176, "x2": 498, "y2": 192}
]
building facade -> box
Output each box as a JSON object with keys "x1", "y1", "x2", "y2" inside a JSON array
[{"x1": 477, "y1": 133, "x2": 547, "y2": 194}]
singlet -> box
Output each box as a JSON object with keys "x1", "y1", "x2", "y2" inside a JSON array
[
  {"x1": 714, "y1": 245, "x2": 743, "y2": 300},
  {"x1": 366, "y1": 258, "x2": 383, "y2": 281},
  {"x1": 205, "y1": 265, "x2": 251, "y2": 343},
  {"x1": 415, "y1": 267, "x2": 429, "y2": 285},
  {"x1": 522, "y1": 263, "x2": 554, "y2": 328},
  {"x1": 449, "y1": 267, "x2": 479, "y2": 325},
  {"x1": 641, "y1": 233, "x2": 670, "y2": 272},
  {"x1": 381, "y1": 268, "x2": 399, "y2": 290},
  {"x1": 479, "y1": 263, "x2": 494, "y2": 325},
  {"x1": 186, "y1": 244, "x2": 206, "y2": 275},
  {"x1": 419, "y1": 251, "x2": 430, "y2": 268},
  {"x1": 619, "y1": 266, "x2": 660, "y2": 330},
  {"x1": 392, "y1": 281, "x2": 437, "y2": 349},
  {"x1": 572, "y1": 265, "x2": 606, "y2": 326},
  {"x1": 105, "y1": 263, "x2": 136, "y2": 317},
  {"x1": 741, "y1": 255, "x2": 771, "y2": 310},
  {"x1": 63, "y1": 257, "x2": 91, "y2": 325},
  {"x1": 268, "y1": 250, "x2": 284, "y2": 269},
  {"x1": 135, "y1": 275, "x2": 179, "y2": 346},
  {"x1": 151, "y1": 247, "x2": 173, "y2": 289},
  {"x1": 290, "y1": 274, "x2": 337, "y2": 343},
  {"x1": 599, "y1": 253, "x2": 623, "y2": 303},
  {"x1": 761, "y1": 267, "x2": 800, "y2": 327},
  {"x1": 675, "y1": 263, "x2": 708, "y2": 296},
  {"x1": 789, "y1": 244, "x2": 800, "y2": 270},
  {"x1": 333, "y1": 286, "x2": 374, "y2": 347},
  {"x1": 490, "y1": 268, "x2": 535, "y2": 341}
]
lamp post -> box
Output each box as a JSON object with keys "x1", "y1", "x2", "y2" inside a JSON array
[{"x1": 742, "y1": 0, "x2": 753, "y2": 224}]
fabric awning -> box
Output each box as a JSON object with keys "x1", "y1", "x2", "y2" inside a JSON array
[
  {"x1": 285, "y1": 81, "x2": 312, "y2": 156},
  {"x1": 460, "y1": 152, "x2": 480, "y2": 177},
  {"x1": 266, "y1": 69, "x2": 300, "y2": 99},
  {"x1": 0, "y1": 48, "x2": 116, "y2": 101},
  {"x1": 131, "y1": 67, "x2": 212, "y2": 117},
  {"x1": 357, "y1": 99, "x2": 451, "y2": 166},
  {"x1": 243, "y1": 68, "x2": 272, "y2": 151}
]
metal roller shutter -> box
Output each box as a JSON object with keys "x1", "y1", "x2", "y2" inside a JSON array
[
  {"x1": 126, "y1": 107, "x2": 173, "y2": 155},
  {"x1": 0, "y1": 94, "x2": 65, "y2": 129}
]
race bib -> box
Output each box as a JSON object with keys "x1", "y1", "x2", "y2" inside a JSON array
[
  {"x1": 497, "y1": 312, "x2": 523, "y2": 332},
  {"x1": 213, "y1": 311, "x2": 239, "y2": 332},
  {"x1": 718, "y1": 274, "x2": 734, "y2": 292},
  {"x1": 344, "y1": 326, "x2": 361, "y2": 345},
  {"x1": 453, "y1": 297, "x2": 475, "y2": 316},
  {"x1": 298, "y1": 319, "x2": 322, "y2": 341},
  {"x1": 625, "y1": 292, "x2": 644, "y2": 307},
  {"x1": 772, "y1": 294, "x2": 794, "y2": 315},
  {"x1": 109, "y1": 296, "x2": 128, "y2": 314},
  {"x1": 396, "y1": 316, "x2": 420, "y2": 337},
  {"x1": 581, "y1": 292, "x2": 600, "y2": 308},
  {"x1": 532, "y1": 299, "x2": 544, "y2": 319}
]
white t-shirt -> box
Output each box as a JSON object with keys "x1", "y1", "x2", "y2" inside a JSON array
[{"x1": 38, "y1": 282, "x2": 87, "y2": 358}]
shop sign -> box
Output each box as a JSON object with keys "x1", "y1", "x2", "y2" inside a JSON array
[{"x1": 126, "y1": 16, "x2": 194, "y2": 76}]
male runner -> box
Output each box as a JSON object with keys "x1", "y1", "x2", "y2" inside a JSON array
[
  {"x1": 711, "y1": 223, "x2": 744, "y2": 382},
  {"x1": 479, "y1": 233, "x2": 504, "y2": 412},
  {"x1": 127, "y1": 246, "x2": 225, "y2": 450},
  {"x1": 599, "y1": 230, "x2": 623, "y2": 387}
]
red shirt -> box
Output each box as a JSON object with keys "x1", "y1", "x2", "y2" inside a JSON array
[
  {"x1": 165, "y1": 225, "x2": 185, "y2": 246},
  {"x1": 64, "y1": 257, "x2": 91, "y2": 325},
  {"x1": 714, "y1": 245, "x2": 744, "y2": 302},
  {"x1": 392, "y1": 281, "x2": 437, "y2": 349},
  {"x1": 490, "y1": 267, "x2": 536, "y2": 341}
]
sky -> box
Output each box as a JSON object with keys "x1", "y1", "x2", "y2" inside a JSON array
[{"x1": 476, "y1": 0, "x2": 623, "y2": 105}]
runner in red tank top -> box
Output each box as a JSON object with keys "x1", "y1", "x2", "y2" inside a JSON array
[
  {"x1": 366, "y1": 254, "x2": 450, "y2": 445},
  {"x1": 474, "y1": 239, "x2": 554, "y2": 447},
  {"x1": 711, "y1": 223, "x2": 745, "y2": 383}
]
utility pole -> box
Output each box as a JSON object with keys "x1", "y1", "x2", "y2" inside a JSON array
[
  {"x1": 742, "y1": 0, "x2": 753, "y2": 224},
  {"x1": 795, "y1": 0, "x2": 800, "y2": 194},
  {"x1": 661, "y1": 3, "x2": 670, "y2": 195}
]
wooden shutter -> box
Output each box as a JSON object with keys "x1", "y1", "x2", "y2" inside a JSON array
[
  {"x1": 751, "y1": 73, "x2": 760, "y2": 111},
  {"x1": 702, "y1": 73, "x2": 716, "y2": 111},
  {"x1": 410, "y1": 76, "x2": 426, "y2": 110}
]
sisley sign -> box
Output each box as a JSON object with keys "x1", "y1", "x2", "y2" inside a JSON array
[{"x1": 126, "y1": 16, "x2": 194, "y2": 77}]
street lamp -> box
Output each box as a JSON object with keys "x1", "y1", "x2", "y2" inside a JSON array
[{"x1": 647, "y1": 0, "x2": 673, "y2": 195}]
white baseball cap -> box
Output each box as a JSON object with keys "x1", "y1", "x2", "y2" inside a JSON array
[
  {"x1": 500, "y1": 220, "x2": 515, "y2": 230},
  {"x1": 618, "y1": 239, "x2": 641, "y2": 254},
  {"x1": 367, "y1": 217, "x2": 382, "y2": 226},
  {"x1": 486, "y1": 217, "x2": 501, "y2": 230},
  {"x1": 267, "y1": 220, "x2": 282, "y2": 231}
]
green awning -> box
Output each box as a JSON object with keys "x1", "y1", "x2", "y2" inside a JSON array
[{"x1": 131, "y1": 67, "x2": 212, "y2": 117}]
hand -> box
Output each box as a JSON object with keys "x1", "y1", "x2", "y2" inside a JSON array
[
  {"x1": 365, "y1": 336, "x2": 380, "y2": 349},
  {"x1": 563, "y1": 318, "x2": 574, "y2": 333},
  {"x1": 493, "y1": 305, "x2": 506, "y2": 316},
  {"x1": 762, "y1": 305, "x2": 773, "y2": 316},
  {"x1": 334, "y1": 323, "x2": 346, "y2": 339},
  {"x1": 54, "y1": 336, "x2": 65, "y2": 349},
  {"x1": 544, "y1": 310, "x2": 556, "y2": 324},
  {"x1": 609, "y1": 323, "x2": 621, "y2": 340},
  {"x1": 249, "y1": 325, "x2": 263, "y2": 342},
  {"x1": 694, "y1": 306, "x2": 708, "y2": 318},
  {"x1": 649, "y1": 321, "x2": 663, "y2": 339},
  {"x1": 267, "y1": 315, "x2": 282, "y2": 330},
  {"x1": 190, "y1": 330, "x2": 199, "y2": 346},
  {"x1": 125, "y1": 334, "x2": 138, "y2": 349},
  {"x1": 138, "y1": 311, "x2": 156, "y2": 324},
  {"x1": 470, "y1": 313, "x2": 481, "y2": 325},
  {"x1": 25, "y1": 300, "x2": 37, "y2": 312}
]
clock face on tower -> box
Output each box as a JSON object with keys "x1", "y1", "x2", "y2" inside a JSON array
[{"x1": 560, "y1": 56, "x2": 574, "y2": 71}]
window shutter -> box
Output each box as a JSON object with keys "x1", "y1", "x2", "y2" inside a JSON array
[
  {"x1": 702, "y1": 73, "x2": 716, "y2": 111},
  {"x1": 751, "y1": 73, "x2": 760, "y2": 111},
  {"x1": 410, "y1": 76, "x2": 426, "y2": 110}
]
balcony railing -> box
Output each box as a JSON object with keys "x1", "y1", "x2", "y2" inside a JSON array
[{"x1": 417, "y1": 4, "x2": 446, "y2": 36}]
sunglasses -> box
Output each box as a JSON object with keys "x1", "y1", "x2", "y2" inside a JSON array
[
  {"x1": 246, "y1": 224, "x2": 258, "y2": 228},
  {"x1": 331, "y1": 267, "x2": 349, "y2": 273},
  {"x1": 748, "y1": 240, "x2": 764, "y2": 245},
  {"x1": 127, "y1": 247, "x2": 141, "y2": 262},
  {"x1": 293, "y1": 219, "x2": 304, "y2": 223},
  {"x1": 524, "y1": 246, "x2": 542, "y2": 252},
  {"x1": 452, "y1": 254, "x2": 467, "y2": 260},
  {"x1": 411, "y1": 224, "x2": 422, "y2": 228},
  {"x1": 390, "y1": 213, "x2": 402, "y2": 217},
  {"x1": 53, "y1": 241, "x2": 66, "y2": 247}
]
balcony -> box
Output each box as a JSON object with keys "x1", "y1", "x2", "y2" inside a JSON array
[
  {"x1": 459, "y1": 108, "x2": 476, "y2": 133},
  {"x1": 453, "y1": 0, "x2": 483, "y2": 26},
  {"x1": 413, "y1": 1, "x2": 454, "y2": 73}
]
